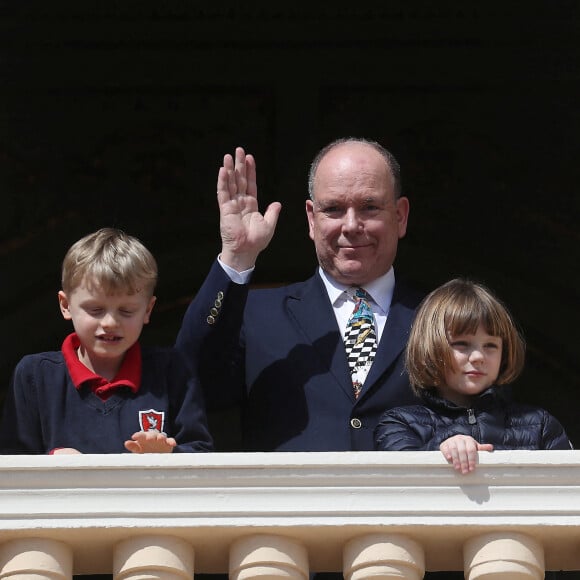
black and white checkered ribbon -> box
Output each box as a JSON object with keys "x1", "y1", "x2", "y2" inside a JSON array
[{"x1": 344, "y1": 287, "x2": 377, "y2": 398}]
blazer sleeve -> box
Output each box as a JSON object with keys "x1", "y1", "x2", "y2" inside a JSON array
[
  {"x1": 175, "y1": 259, "x2": 250, "y2": 410},
  {"x1": 167, "y1": 349, "x2": 214, "y2": 453}
]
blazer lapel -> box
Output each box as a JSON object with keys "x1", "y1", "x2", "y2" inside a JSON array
[
  {"x1": 358, "y1": 286, "x2": 417, "y2": 398},
  {"x1": 285, "y1": 274, "x2": 355, "y2": 399}
]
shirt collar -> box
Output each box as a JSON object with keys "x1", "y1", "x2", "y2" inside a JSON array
[
  {"x1": 318, "y1": 266, "x2": 396, "y2": 315},
  {"x1": 61, "y1": 332, "x2": 141, "y2": 395}
]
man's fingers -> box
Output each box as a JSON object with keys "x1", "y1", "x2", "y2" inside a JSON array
[
  {"x1": 218, "y1": 149, "x2": 256, "y2": 203},
  {"x1": 246, "y1": 153, "x2": 257, "y2": 197},
  {"x1": 235, "y1": 146, "x2": 246, "y2": 167},
  {"x1": 217, "y1": 166, "x2": 236, "y2": 206},
  {"x1": 234, "y1": 147, "x2": 247, "y2": 194},
  {"x1": 263, "y1": 202, "x2": 282, "y2": 229},
  {"x1": 223, "y1": 153, "x2": 234, "y2": 172}
]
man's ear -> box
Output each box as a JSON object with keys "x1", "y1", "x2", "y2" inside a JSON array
[
  {"x1": 58, "y1": 291, "x2": 72, "y2": 320},
  {"x1": 396, "y1": 196, "x2": 410, "y2": 239},
  {"x1": 305, "y1": 199, "x2": 315, "y2": 241}
]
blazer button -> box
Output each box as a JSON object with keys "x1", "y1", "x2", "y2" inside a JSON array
[
  {"x1": 350, "y1": 418, "x2": 362, "y2": 429},
  {"x1": 207, "y1": 315, "x2": 216, "y2": 325}
]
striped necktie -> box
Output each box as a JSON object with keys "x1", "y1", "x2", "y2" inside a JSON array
[{"x1": 344, "y1": 287, "x2": 377, "y2": 398}]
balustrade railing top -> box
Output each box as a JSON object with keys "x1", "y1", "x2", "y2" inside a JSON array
[{"x1": 0, "y1": 450, "x2": 579, "y2": 574}]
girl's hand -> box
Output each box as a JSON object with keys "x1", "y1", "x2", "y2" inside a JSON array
[{"x1": 440, "y1": 435, "x2": 494, "y2": 474}]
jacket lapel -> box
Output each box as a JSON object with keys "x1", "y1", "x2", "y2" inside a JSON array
[
  {"x1": 285, "y1": 274, "x2": 354, "y2": 399},
  {"x1": 284, "y1": 273, "x2": 419, "y2": 403},
  {"x1": 358, "y1": 284, "x2": 417, "y2": 399}
]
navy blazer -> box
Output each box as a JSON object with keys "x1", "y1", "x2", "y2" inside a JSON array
[{"x1": 176, "y1": 260, "x2": 423, "y2": 452}]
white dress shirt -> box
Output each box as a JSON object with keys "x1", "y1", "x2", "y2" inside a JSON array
[
  {"x1": 217, "y1": 255, "x2": 396, "y2": 342},
  {"x1": 318, "y1": 266, "x2": 395, "y2": 342}
]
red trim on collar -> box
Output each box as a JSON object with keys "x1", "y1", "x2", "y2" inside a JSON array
[{"x1": 61, "y1": 333, "x2": 141, "y2": 399}]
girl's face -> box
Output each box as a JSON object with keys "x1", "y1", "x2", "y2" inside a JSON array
[{"x1": 439, "y1": 323, "x2": 502, "y2": 407}]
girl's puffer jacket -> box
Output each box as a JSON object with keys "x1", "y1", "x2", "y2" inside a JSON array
[{"x1": 374, "y1": 385, "x2": 573, "y2": 451}]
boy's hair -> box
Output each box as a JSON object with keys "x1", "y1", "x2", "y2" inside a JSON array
[
  {"x1": 61, "y1": 228, "x2": 158, "y2": 296},
  {"x1": 406, "y1": 278, "x2": 525, "y2": 394}
]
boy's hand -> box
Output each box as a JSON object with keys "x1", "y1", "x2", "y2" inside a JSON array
[
  {"x1": 125, "y1": 430, "x2": 177, "y2": 454},
  {"x1": 51, "y1": 447, "x2": 82, "y2": 455},
  {"x1": 440, "y1": 435, "x2": 494, "y2": 474}
]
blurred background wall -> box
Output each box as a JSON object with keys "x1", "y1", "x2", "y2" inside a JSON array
[{"x1": 1, "y1": 2, "x2": 579, "y2": 448}]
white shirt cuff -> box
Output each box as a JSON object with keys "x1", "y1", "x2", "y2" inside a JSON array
[{"x1": 217, "y1": 255, "x2": 254, "y2": 285}]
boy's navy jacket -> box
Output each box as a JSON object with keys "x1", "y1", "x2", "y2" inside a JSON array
[
  {"x1": 0, "y1": 346, "x2": 213, "y2": 454},
  {"x1": 374, "y1": 385, "x2": 573, "y2": 451}
]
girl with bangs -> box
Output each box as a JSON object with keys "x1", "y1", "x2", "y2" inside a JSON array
[{"x1": 374, "y1": 278, "x2": 572, "y2": 474}]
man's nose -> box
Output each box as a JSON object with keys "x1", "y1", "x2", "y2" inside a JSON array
[{"x1": 342, "y1": 208, "x2": 361, "y2": 231}]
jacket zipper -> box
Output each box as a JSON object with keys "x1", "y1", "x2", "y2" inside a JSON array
[{"x1": 467, "y1": 408, "x2": 481, "y2": 440}]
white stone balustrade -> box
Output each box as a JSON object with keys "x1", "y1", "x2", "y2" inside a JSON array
[{"x1": 0, "y1": 451, "x2": 579, "y2": 578}]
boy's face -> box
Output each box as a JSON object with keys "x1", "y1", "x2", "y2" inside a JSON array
[{"x1": 58, "y1": 279, "x2": 156, "y2": 375}]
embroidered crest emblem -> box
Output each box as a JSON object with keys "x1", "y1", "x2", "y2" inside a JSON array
[{"x1": 138, "y1": 409, "x2": 165, "y2": 432}]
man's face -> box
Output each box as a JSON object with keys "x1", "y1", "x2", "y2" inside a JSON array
[{"x1": 306, "y1": 142, "x2": 409, "y2": 286}]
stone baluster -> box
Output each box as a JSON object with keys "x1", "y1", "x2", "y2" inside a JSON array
[
  {"x1": 0, "y1": 538, "x2": 73, "y2": 580},
  {"x1": 229, "y1": 534, "x2": 308, "y2": 580},
  {"x1": 464, "y1": 532, "x2": 544, "y2": 579},
  {"x1": 113, "y1": 535, "x2": 193, "y2": 580},
  {"x1": 343, "y1": 533, "x2": 425, "y2": 580}
]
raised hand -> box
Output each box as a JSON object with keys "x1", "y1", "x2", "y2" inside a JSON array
[
  {"x1": 124, "y1": 429, "x2": 177, "y2": 454},
  {"x1": 218, "y1": 147, "x2": 282, "y2": 272},
  {"x1": 440, "y1": 434, "x2": 494, "y2": 474}
]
